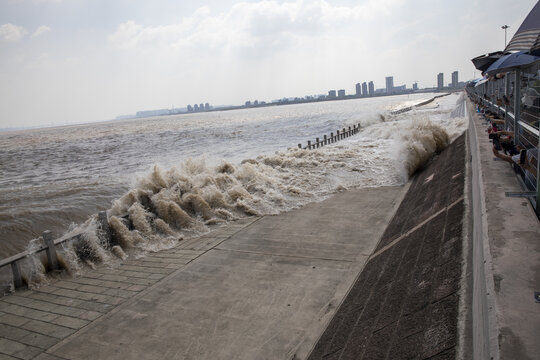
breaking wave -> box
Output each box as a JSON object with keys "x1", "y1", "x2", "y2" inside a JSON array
[{"x1": 2, "y1": 93, "x2": 468, "y2": 290}]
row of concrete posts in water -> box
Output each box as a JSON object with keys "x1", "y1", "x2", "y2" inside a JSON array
[{"x1": 298, "y1": 124, "x2": 362, "y2": 150}]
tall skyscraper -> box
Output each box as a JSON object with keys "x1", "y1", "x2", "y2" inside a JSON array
[
  {"x1": 385, "y1": 76, "x2": 394, "y2": 94},
  {"x1": 328, "y1": 90, "x2": 337, "y2": 98},
  {"x1": 412, "y1": 82, "x2": 418, "y2": 91},
  {"x1": 437, "y1": 73, "x2": 444, "y2": 89},
  {"x1": 338, "y1": 89, "x2": 346, "y2": 98},
  {"x1": 368, "y1": 81, "x2": 374, "y2": 95},
  {"x1": 355, "y1": 83, "x2": 361, "y2": 96},
  {"x1": 362, "y1": 82, "x2": 368, "y2": 95},
  {"x1": 451, "y1": 71, "x2": 458, "y2": 88}
]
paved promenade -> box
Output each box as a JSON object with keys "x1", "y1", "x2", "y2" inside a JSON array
[
  {"x1": 468, "y1": 103, "x2": 540, "y2": 359},
  {"x1": 0, "y1": 220, "x2": 259, "y2": 359},
  {"x1": 0, "y1": 186, "x2": 406, "y2": 359}
]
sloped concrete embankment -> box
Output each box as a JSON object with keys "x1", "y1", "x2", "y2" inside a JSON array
[{"x1": 308, "y1": 134, "x2": 468, "y2": 359}]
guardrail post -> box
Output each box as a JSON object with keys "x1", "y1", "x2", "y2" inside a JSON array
[
  {"x1": 316, "y1": 137, "x2": 320, "y2": 148},
  {"x1": 342, "y1": 128, "x2": 346, "y2": 139},
  {"x1": 513, "y1": 69, "x2": 520, "y2": 143},
  {"x1": 43, "y1": 230, "x2": 59, "y2": 271},
  {"x1": 298, "y1": 144, "x2": 302, "y2": 149},
  {"x1": 307, "y1": 140, "x2": 311, "y2": 150},
  {"x1": 504, "y1": 74, "x2": 510, "y2": 129},
  {"x1": 336, "y1": 130, "x2": 340, "y2": 141},
  {"x1": 348, "y1": 126, "x2": 351, "y2": 136},
  {"x1": 11, "y1": 261, "x2": 23, "y2": 288},
  {"x1": 324, "y1": 135, "x2": 327, "y2": 145},
  {"x1": 330, "y1": 132, "x2": 334, "y2": 143}
]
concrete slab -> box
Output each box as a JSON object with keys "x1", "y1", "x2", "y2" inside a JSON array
[
  {"x1": 45, "y1": 186, "x2": 405, "y2": 360},
  {"x1": 218, "y1": 189, "x2": 401, "y2": 262}
]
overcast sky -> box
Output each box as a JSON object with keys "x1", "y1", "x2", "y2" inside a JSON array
[{"x1": 0, "y1": 0, "x2": 537, "y2": 128}]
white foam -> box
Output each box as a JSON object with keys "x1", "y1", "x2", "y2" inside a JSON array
[{"x1": 14, "y1": 93, "x2": 469, "y2": 287}]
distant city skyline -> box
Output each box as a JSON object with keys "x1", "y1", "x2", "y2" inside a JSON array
[
  {"x1": 121, "y1": 71, "x2": 463, "y2": 121},
  {"x1": 0, "y1": 0, "x2": 536, "y2": 128}
]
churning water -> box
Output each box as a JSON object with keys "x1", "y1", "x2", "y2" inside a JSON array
[{"x1": 0, "y1": 92, "x2": 468, "y2": 288}]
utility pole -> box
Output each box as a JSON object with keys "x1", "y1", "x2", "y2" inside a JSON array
[{"x1": 502, "y1": 25, "x2": 509, "y2": 48}]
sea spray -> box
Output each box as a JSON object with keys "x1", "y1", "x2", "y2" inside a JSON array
[
  {"x1": 200, "y1": 185, "x2": 232, "y2": 209},
  {"x1": 111, "y1": 245, "x2": 128, "y2": 260},
  {"x1": 398, "y1": 117, "x2": 450, "y2": 176},
  {"x1": 6, "y1": 93, "x2": 469, "y2": 289},
  {"x1": 154, "y1": 218, "x2": 176, "y2": 236},
  {"x1": 128, "y1": 203, "x2": 153, "y2": 234},
  {"x1": 13, "y1": 237, "x2": 50, "y2": 290},
  {"x1": 110, "y1": 188, "x2": 153, "y2": 218},
  {"x1": 60, "y1": 221, "x2": 110, "y2": 274},
  {"x1": 183, "y1": 194, "x2": 215, "y2": 221},
  {"x1": 151, "y1": 192, "x2": 194, "y2": 229},
  {"x1": 109, "y1": 216, "x2": 135, "y2": 249}
]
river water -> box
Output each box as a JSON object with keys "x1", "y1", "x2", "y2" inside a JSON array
[{"x1": 0, "y1": 92, "x2": 467, "y2": 287}]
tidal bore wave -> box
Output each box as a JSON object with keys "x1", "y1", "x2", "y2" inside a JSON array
[{"x1": 1, "y1": 93, "x2": 468, "y2": 291}]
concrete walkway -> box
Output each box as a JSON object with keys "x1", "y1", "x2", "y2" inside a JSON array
[
  {"x1": 0, "y1": 186, "x2": 406, "y2": 359},
  {"x1": 469, "y1": 104, "x2": 540, "y2": 359}
]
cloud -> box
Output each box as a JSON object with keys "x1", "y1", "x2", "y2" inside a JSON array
[
  {"x1": 32, "y1": 25, "x2": 51, "y2": 38},
  {"x1": 0, "y1": 23, "x2": 28, "y2": 42},
  {"x1": 101, "y1": 0, "x2": 419, "y2": 104},
  {"x1": 107, "y1": 0, "x2": 406, "y2": 55}
]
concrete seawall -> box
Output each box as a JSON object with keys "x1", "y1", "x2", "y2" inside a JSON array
[
  {"x1": 307, "y1": 134, "x2": 469, "y2": 359},
  {"x1": 1, "y1": 97, "x2": 538, "y2": 359}
]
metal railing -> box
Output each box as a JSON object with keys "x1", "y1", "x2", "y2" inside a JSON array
[
  {"x1": 467, "y1": 59, "x2": 540, "y2": 216},
  {"x1": 0, "y1": 211, "x2": 111, "y2": 289}
]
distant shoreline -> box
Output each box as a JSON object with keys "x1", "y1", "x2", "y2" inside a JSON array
[
  {"x1": 0, "y1": 89, "x2": 461, "y2": 134},
  {"x1": 120, "y1": 88, "x2": 461, "y2": 121}
]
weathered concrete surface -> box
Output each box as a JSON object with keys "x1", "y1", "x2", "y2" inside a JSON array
[
  {"x1": 0, "y1": 220, "x2": 259, "y2": 360},
  {"x1": 307, "y1": 134, "x2": 467, "y2": 360},
  {"x1": 21, "y1": 186, "x2": 404, "y2": 360},
  {"x1": 470, "y1": 105, "x2": 540, "y2": 359}
]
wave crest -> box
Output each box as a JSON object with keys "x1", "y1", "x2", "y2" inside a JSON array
[{"x1": 398, "y1": 116, "x2": 450, "y2": 176}]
